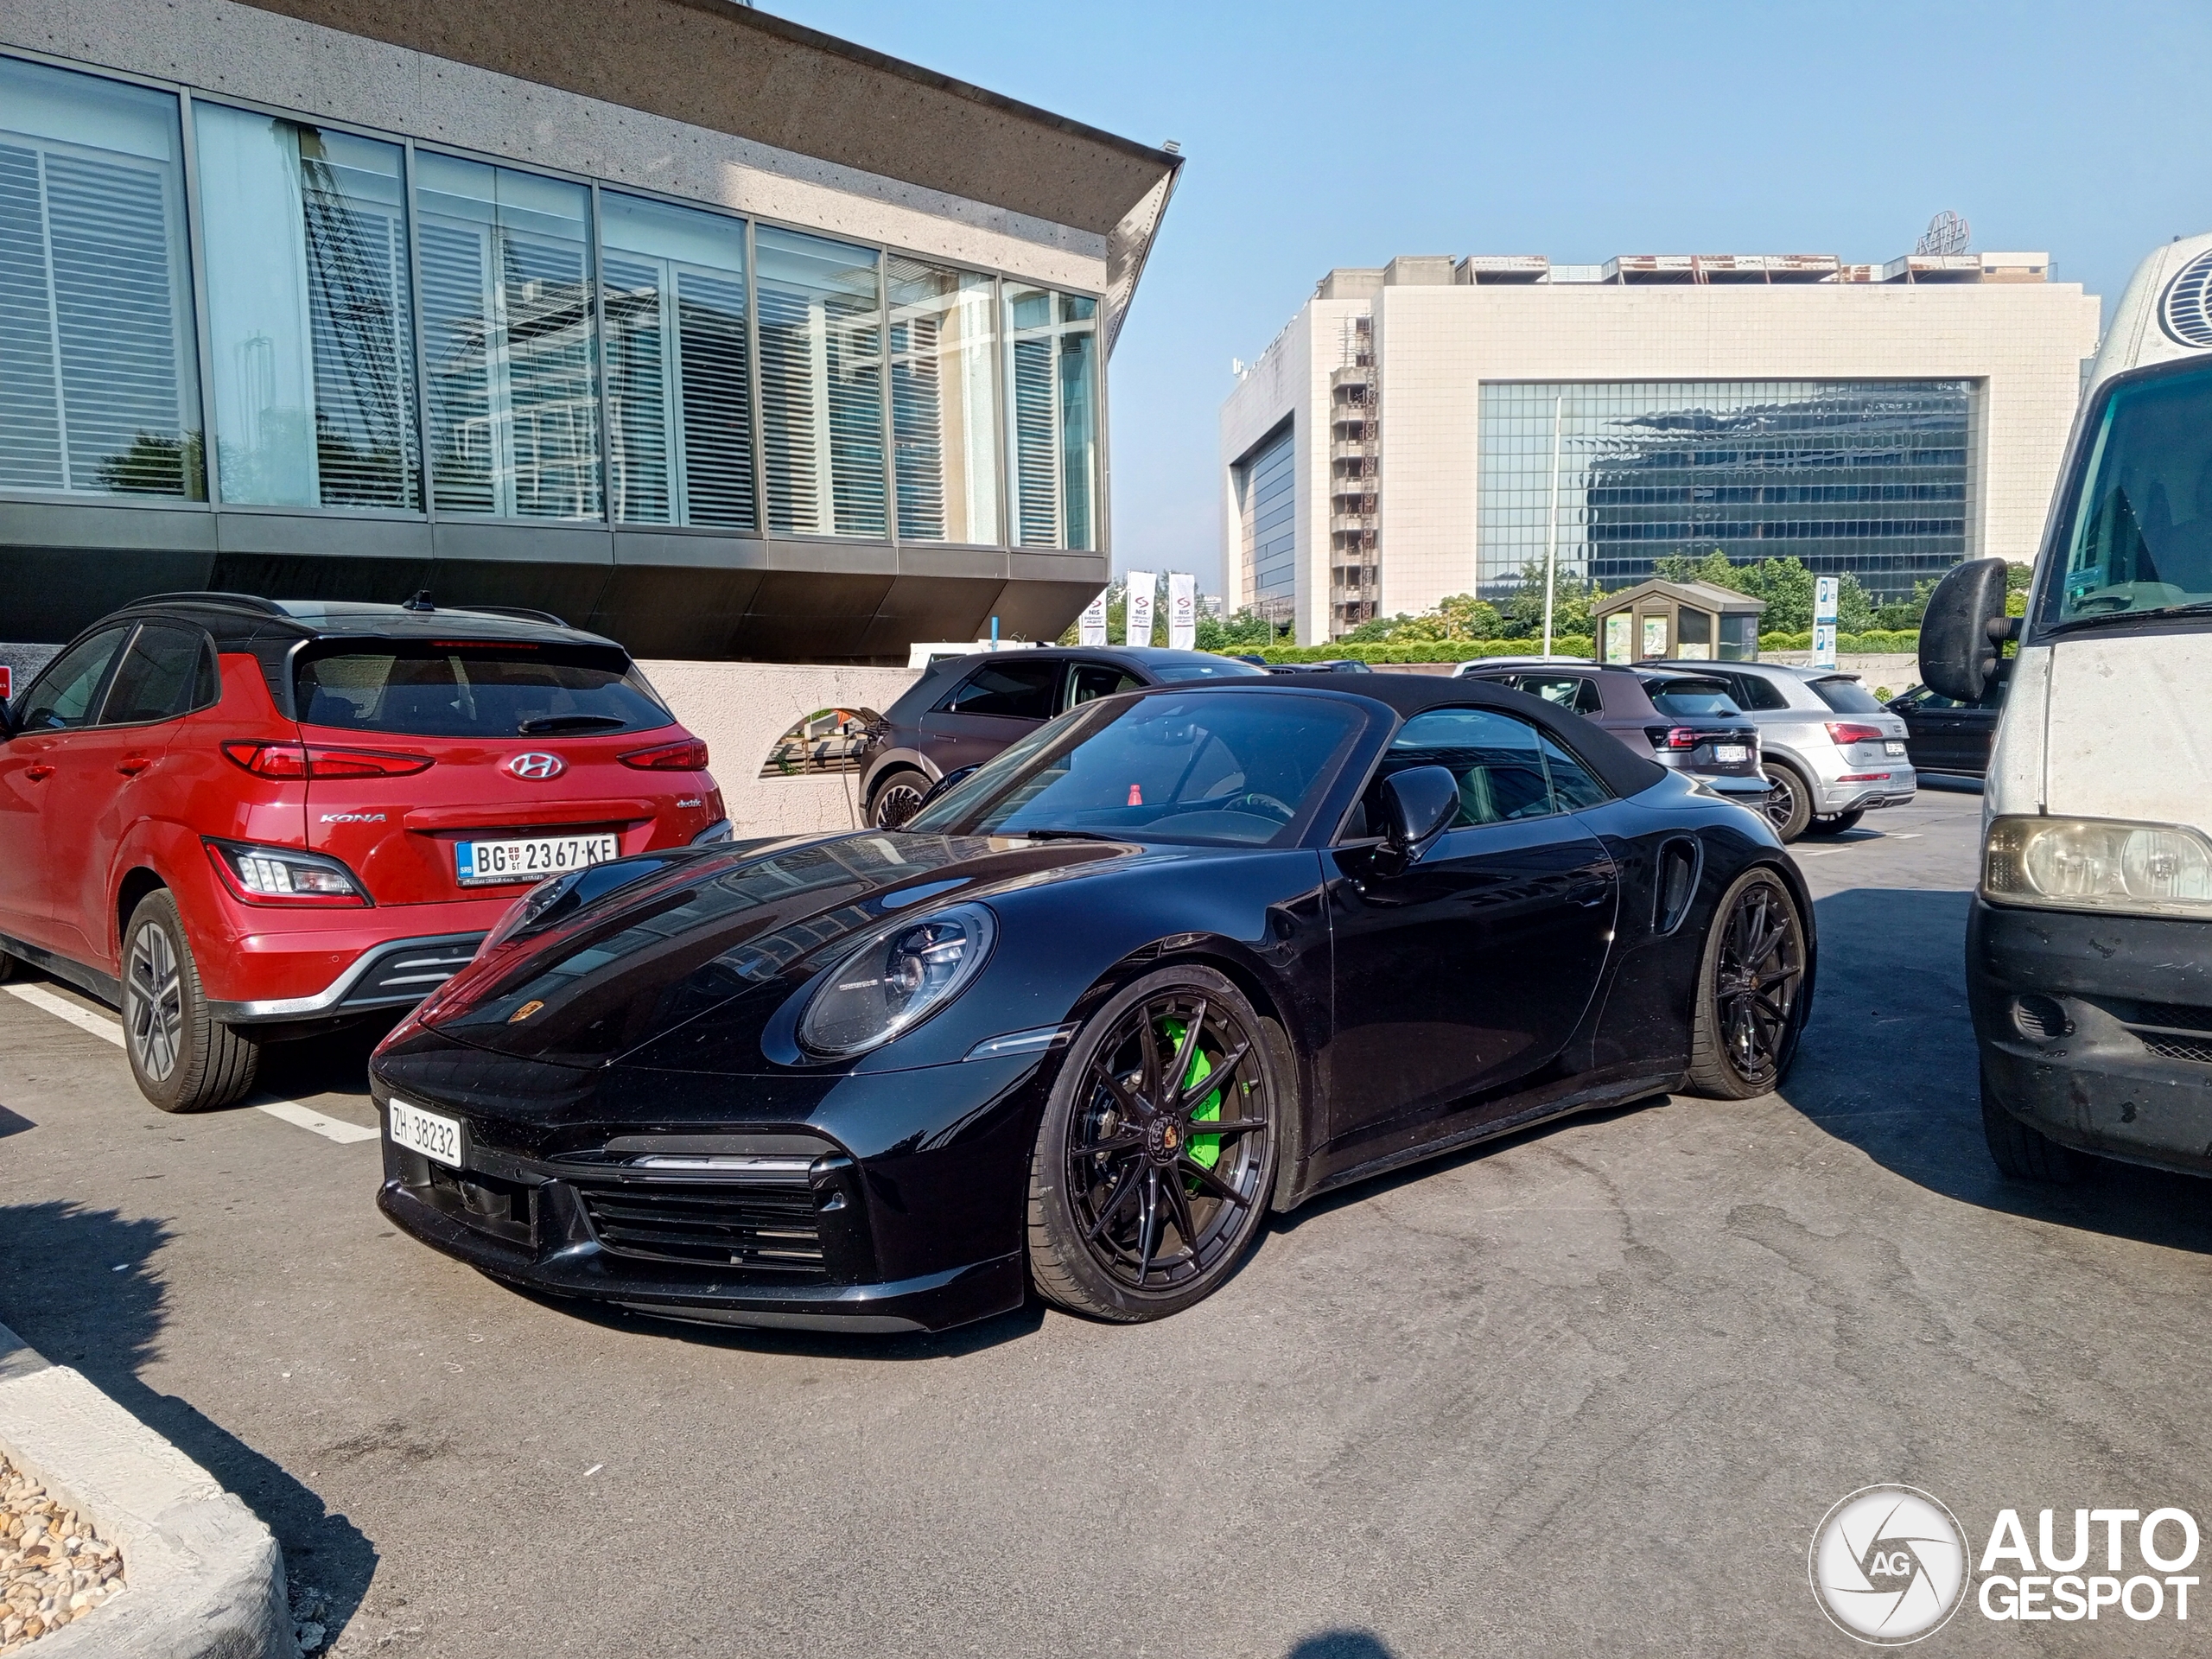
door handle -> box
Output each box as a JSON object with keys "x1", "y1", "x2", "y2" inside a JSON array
[
  {"x1": 23, "y1": 765, "x2": 54, "y2": 782},
  {"x1": 116, "y1": 755, "x2": 152, "y2": 776}
]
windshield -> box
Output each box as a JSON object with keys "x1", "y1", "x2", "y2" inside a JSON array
[
  {"x1": 2044, "y1": 361, "x2": 2212, "y2": 627},
  {"x1": 296, "y1": 642, "x2": 671, "y2": 737},
  {"x1": 905, "y1": 690, "x2": 1365, "y2": 847},
  {"x1": 1641, "y1": 677, "x2": 1741, "y2": 719}
]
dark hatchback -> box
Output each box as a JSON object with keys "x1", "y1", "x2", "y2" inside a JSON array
[
  {"x1": 370, "y1": 675, "x2": 1815, "y2": 1335},
  {"x1": 1887, "y1": 679, "x2": 2006, "y2": 777},
  {"x1": 856, "y1": 646, "x2": 1264, "y2": 827}
]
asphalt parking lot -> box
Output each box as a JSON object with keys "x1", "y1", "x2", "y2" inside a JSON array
[{"x1": 5, "y1": 781, "x2": 2212, "y2": 1657}]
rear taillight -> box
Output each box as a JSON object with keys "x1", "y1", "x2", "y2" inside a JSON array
[
  {"x1": 204, "y1": 839, "x2": 369, "y2": 906},
  {"x1": 1645, "y1": 726, "x2": 1701, "y2": 751},
  {"x1": 221, "y1": 741, "x2": 433, "y2": 779},
  {"x1": 1827, "y1": 722, "x2": 1887, "y2": 747},
  {"x1": 620, "y1": 737, "x2": 710, "y2": 772}
]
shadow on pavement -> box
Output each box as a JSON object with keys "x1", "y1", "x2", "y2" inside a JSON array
[
  {"x1": 1786, "y1": 887, "x2": 2212, "y2": 1255},
  {"x1": 0, "y1": 1201, "x2": 378, "y2": 1638},
  {"x1": 1286, "y1": 1633, "x2": 1398, "y2": 1658}
]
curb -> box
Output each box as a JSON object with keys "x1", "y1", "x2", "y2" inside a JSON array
[{"x1": 0, "y1": 1322, "x2": 297, "y2": 1659}]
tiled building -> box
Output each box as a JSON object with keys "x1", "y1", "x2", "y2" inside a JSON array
[{"x1": 1222, "y1": 251, "x2": 2100, "y2": 644}]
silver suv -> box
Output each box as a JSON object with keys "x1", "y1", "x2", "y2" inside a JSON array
[{"x1": 1651, "y1": 660, "x2": 1915, "y2": 842}]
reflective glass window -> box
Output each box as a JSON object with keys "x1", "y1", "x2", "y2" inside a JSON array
[
  {"x1": 1385, "y1": 707, "x2": 1556, "y2": 826},
  {"x1": 1477, "y1": 380, "x2": 1974, "y2": 604},
  {"x1": 0, "y1": 58, "x2": 202, "y2": 498},
  {"x1": 414, "y1": 153, "x2": 600, "y2": 519},
  {"x1": 2046, "y1": 363, "x2": 2212, "y2": 624},
  {"x1": 940, "y1": 658, "x2": 1059, "y2": 720},
  {"x1": 196, "y1": 105, "x2": 417, "y2": 508},
  {"x1": 16, "y1": 626, "x2": 130, "y2": 730},
  {"x1": 101, "y1": 624, "x2": 216, "y2": 724},
  {"x1": 755, "y1": 226, "x2": 884, "y2": 537},
  {"x1": 598, "y1": 191, "x2": 753, "y2": 529},
  {"x1": 887, "y1": 257, "x2": 1000, "y2": 543},
  {"x1": 1236, "y1": 421, "x2": 1296, "y2": 626},
  {"x1": 1006, "y1": 285, "x2": 1099, "y2": 550}
]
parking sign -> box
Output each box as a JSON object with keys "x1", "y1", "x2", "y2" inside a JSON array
[{"x1": 1813, "y1": 576, "x2": 1840, "y2": 669}]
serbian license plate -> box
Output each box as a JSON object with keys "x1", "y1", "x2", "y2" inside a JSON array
[
  {"x1": 388, "y1": 1097, "x2": 462, "y2": 1168},
  {"x1": 455, "y1": 833, "x2": 619, "y2": 886},
  {"x1": 1712, "y1": 743, "x2": 1751, "y2": 764},
  {"x1": 1885, "y1": 740, "x2": 1908, "y2": 756}
]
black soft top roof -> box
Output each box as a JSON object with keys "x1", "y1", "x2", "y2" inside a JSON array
[{"x1": 1163, "y1": 671, "x2": 1669, "y2": 800}]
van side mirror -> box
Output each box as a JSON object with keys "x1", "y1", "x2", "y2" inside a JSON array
[
  {"x1": 1918, "y1": 558, "x2": 2014, "y2": 702},
  {"x1": 1373, "y1": 766, "x2": 1459, "y2": 875}
]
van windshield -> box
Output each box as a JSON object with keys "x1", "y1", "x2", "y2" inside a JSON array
[
  {"x1": 2044, "y1": 361, "x2": 2212, "y2": 627},
  {"x1": 296, "y1": 642, "x2": 671, "y2": 737}
]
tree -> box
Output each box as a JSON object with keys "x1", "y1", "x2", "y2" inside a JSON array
[
  {"x1": 1495, "y1": 562, "x2": 1599, "y2": 639},
  {"x1": 1198, "y1": 607, "x2": 1285, "y2": 650},
  {"x1": 1340, "y1": 593, "x2": 1502, "y2": 644},
  {"x1": 1650, "y1": 550, "x2": 1875, "y2": 633}
]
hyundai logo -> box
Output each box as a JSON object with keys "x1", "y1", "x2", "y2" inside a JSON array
[{"x1": 507, "y1": 752, "x2": 566, "y2": 781}]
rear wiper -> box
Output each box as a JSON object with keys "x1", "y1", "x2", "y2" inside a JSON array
[
  {"x1": 2045, "y1": 600, "x2": 2212, "y2": 636},
  {"x1": 517, "y1": 714, "x2": 628, "y2": 734}
]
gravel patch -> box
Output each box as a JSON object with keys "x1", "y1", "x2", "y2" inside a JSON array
[{"x1": 0, "y1": 1453, "x2": 124, "y2": 1652}]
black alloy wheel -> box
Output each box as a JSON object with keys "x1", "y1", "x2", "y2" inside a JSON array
[
  {"x1": 868, "y1": 768, "x2": 931, "y2": 830},
  {"x1": 1759, "y1": 763, "x2": 1814, "y2": 842},
  {"x1": 1686, "y1": 868, "x2": 1808, "y2": 1098},
  {"x1": 121, "y1": 890, "x2": 259, "y2": 1114},
  {"x1": 1028, "y1": 965, "x2": 1280, "y2": 1321}
]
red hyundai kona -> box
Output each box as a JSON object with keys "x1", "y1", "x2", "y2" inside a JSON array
[{"x1": 0, "y1": 594, "x2": 726, "y2": 1112}]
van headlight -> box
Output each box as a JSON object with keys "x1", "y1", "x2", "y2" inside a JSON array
[
  {"x1": 1985, "y1": 817, "x2": 2212, "y2": 917},
  {"x1": 798, "y1": 904, "x2": 997, "y2": 1058}
]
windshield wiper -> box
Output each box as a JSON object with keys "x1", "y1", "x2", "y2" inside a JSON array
[
  {"x1": 2046, "y1": 599, "x2": 2212, "y2": 636},
  {"x1": 1002, "y1": 828, "x2": 1127, "y2": 842},
  {"x1": 517, "y1": 714, "x2": 628, "y2": 734}
]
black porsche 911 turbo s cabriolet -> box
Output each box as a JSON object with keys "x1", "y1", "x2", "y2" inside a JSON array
[{"x1": 370, "y1": 675, "x2": 1815, "y2": 1333}]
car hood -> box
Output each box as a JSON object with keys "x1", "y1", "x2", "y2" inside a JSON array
[{"x1": 416, "y1": 831, "x2": 1133, "y2": 1069}]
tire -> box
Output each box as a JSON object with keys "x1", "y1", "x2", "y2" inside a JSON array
[
  {"x1": 121, "y1": 891, "x2": 258, "y2": 1114},
  {"x1": 1980, "y1": 1065, "x2": 2083, "y2": 1184},
  {"x1": 1027, "y1": 965, "x2": 1282, "y2": 1322},
  {"x1": 868, "y1": 767, "x2": 931, "y2": 830},
  {"x1": 1807, "y1": 809, "x2": 1865, "y2": 836},
  {"x1": 1686, "y1": 866, "x2": 1809, "y2": 1099},
  {"x1": 1758, "y1": 763, "x2": 1814, "y2": 843},
  {"x1": 0, "y1": 948, "x2": 16, "y2": 983}
]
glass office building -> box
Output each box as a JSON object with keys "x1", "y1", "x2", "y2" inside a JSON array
[
  {"x1": 0, "y1": 20, "x2": 1163, "y2": 661},
  {"x1": 1477, "y1": 380, "x2": 1974, "y2": 604},
  {"x1": 1235, "y1": 422, "x2": 1296, "y2": 626}
]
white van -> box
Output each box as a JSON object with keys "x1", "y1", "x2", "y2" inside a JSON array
[{"x1": 1921, "y1": 232, "x2": 2212, "y2": 1182}]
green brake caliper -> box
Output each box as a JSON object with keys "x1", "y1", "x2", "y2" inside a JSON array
[{"x1": 1160, "y1": 1017, "x2": 1223, "y2": 1179}]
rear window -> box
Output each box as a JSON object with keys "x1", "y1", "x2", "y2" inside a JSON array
[
  {"x1": 1808, "y1": 677, "x2": 1884, "y2": 715},
  {"x1": 1640, "y1": 677, "x2": 1741, "y2": 719},
  {"x1": 1147, "y1": 657, "x2": 1268, "y2": 683},
  {"x1": 296, "y1": 642, "x2": 671, "y2": 738}
]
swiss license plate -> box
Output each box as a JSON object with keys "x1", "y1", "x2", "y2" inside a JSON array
[
  {"x1": 1885, "y1": 740, "x2": 1907, "y2": 756},
  {"x1": 456, "y1": 833, "x2": 619, "y2": 886},
  {"x1": 1712, "y1": 743, "x2": 1751, "y2": 764},
  {"x1": 388, "y1": 1097, "x2": 462, "y2": 1167}
]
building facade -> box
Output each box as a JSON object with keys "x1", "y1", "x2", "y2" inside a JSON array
[
  {"x1": 0, "y1": 0, "x2": 1179, "y2": 661},
  {"x1": 1222, "y1": 252, "x2": 2101, "y2": 643}
]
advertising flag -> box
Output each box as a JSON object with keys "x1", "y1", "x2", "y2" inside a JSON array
[
  {"x1": 1167, "y1": 573, "x2": 1197, "y2": 650},
  {"x1": 1077, "y1": 589, "x2": 1108, "y2": 646},
  {"x1": 1813, "y1": 575, "x2": 1840, "y2": 670},
  {"x1": 1124, "y1": 573, "x2": 1156, "y2": 647}
]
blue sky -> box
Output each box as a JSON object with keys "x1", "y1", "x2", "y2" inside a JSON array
[{"x1": 773, "y1": 0, "x2": 2211, "y2": 595}]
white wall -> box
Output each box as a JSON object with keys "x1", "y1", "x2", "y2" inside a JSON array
[{"x1": 640, "y1": 661, "x2": 919, "y2": 839}]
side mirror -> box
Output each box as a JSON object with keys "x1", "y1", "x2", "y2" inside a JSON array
[
  {"x1": 1918, "y1": 558, "x2": 2015, "y2": 702},
  {"x1": 1373, "y1": 765, "x2": 1459, "y2": 875}
]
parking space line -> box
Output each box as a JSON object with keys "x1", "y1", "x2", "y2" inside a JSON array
[
  {"x1": 4, "y1": 983, "x2": 124, "y2": 1046},
  {"x1": 5, "y1": 982, "x2": 378, "y2": 1144},
  {"x1": 255, "y1": 1100, "x2": 379, "y2": 1145}
]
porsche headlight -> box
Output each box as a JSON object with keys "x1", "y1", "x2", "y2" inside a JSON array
[
  {"x1": 1985, "y1": 816, "x2": 2212, "y2": 918},
  {"x1": 798, "y1": 904, "x2": 997, "y2": 1058}
]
